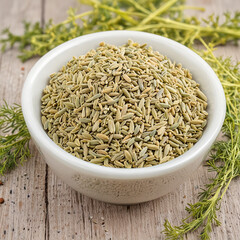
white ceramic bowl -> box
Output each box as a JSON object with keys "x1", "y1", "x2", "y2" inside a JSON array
[{"x1": 21, "y1": 31, "x2": 226, "y2": 204}]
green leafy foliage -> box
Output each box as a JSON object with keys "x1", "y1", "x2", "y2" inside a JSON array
[
  {"x1": 1, "y1": 8, "x2": 93, "y2": 61},
  {"x1": 0, "y1": 102, "x2": 31, "y2": 174},
  {"x1": 0, "y1": 0, "x2": 239, "y2": 61},
  {"x1": 0, "y1": 0, "x2": 240, "y2": 239},
  {"x1": 163, "y1": 46, "x2": 240, "y2": 239}
]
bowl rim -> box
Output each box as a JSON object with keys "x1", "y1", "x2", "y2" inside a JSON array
[{"x1": 21, "y1": 30, "x2": 226, "y2": 179}]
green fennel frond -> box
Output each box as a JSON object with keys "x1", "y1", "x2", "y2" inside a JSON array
[
  {"x1": 0, "y1": 0, "x2": 239, "y2": 61},
  {"x1": 0, "y1": 0, "x2": 239, "y2": 239},
  {"x1": 163, "y1": 42, "x2": 240, "y2": 240},
  {"x1": 0, "y1": 101, "x2": 31, "y2": 174}
]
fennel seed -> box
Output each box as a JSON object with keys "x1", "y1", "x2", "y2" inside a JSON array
[{"x1": 41, "y1": 40, "x2": 208, "y2": 168}]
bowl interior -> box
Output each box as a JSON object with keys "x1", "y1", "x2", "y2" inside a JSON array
[{"x1": 21, "y1": 30, "x2": 226, "y2": 178}]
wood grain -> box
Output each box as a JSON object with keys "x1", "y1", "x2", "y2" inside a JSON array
[
  {"x1": 0, "y1": 1, "x2": 47, "y2": 240},
  {"x1": 0, "y1": 0, "x2": 239, "y2": 239}
]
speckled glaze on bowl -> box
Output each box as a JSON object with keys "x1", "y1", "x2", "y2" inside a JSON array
[{"x1": 21, "y1": 31, "x2": 226, "y2": 204}]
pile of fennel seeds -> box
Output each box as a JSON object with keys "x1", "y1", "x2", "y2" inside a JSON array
[{"x1": 41, "y1": 40, "x2": 208, "y2": 168}]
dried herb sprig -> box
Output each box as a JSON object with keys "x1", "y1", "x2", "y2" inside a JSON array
[
  {"x1": 0, "y1": 102, "x2": 31, "y2": 174},
  {"x1": 0, "y1": 8, "x2": 93, "y2": 61},
  {"x1": 0, "y1": 0, "x2": 239, "y2": 61},
  {"x1": 163, "y1": 40, "x2": 240, "y2": 239},
  {"x1": 0, "y1": 0, "x2": 240, "y2": 239}
]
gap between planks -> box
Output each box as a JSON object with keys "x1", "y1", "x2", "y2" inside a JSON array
[{"x1": 41, "y1": 0, "x2": 49, "y2": 239}]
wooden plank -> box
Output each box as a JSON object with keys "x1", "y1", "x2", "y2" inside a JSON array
[
  {"x1": 44, "y1": 0, "x2": 81, "y2": 24},
  {"x1": 183, "y1": 0, "x2": 240, "y2": 238},
  {"x1": 0, "y1": 0, "x2": 239, "y2": 239},
  {"x1": 0, "y1": 0, "x2": 47, "y2": 240},
  {"x1": 43, "y1": 0, "x2": 240, "y2": 240}
]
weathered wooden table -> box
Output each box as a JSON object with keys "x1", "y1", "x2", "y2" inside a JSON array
[{"x1": 0, "y1": 0, "x2": 239, "y2": 239}]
